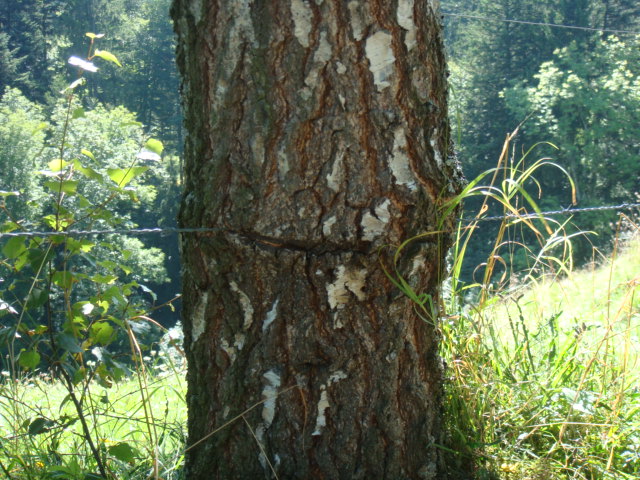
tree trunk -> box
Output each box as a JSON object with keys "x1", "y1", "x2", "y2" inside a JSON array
[{"x1": 172, "y1": 0, "x2": 463, "y2": 478}]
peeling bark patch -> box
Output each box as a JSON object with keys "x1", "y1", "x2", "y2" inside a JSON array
[
  {"x1": 221, "y1": 338, "x2": 236, "y2": 363},
  {"x1": 278, "y1": 146, "x2": 290, "y2": 179},
  {"x1": 326, "y1": 152, "x2": 344, "y2": 192},
  {"x1": 430, "y1": 137, "x2": 444, "y2": 168},
  {"x1": 262, "y1": 298, "x2": 279, "y2": 333},
  {"x1": 291, "y1": 0, "x2": 313, "y2": 48},
  {"x1": 361, "y1": 199, "x2": 392, "y2": 241},
  {"x1": 391, "y1": 128, "x2": 417, "y2": 190},
  {"x1": 230, "y1": 281, "x2": 254, "y2": 330},
  {"x1": 326, "y1": 266, "x2": 367, "y2": 309},
  {"x1": 189, "y1": 0, "x2": 203, "y2": 24},
  {"x1": 322, "y1": 215, "x2": 337, "y2": 236},
  {"x1": 365, "y1": 31, "x2": 395, "y2": 91},
  {"x1": 305, "y1": 31, "x2": 332, "y2": 88},
  {"x1": 191, "y1": 290, "x2": 208, "y2": 343},
  {"x1": 218, "y1": 0, "x2": 255, "y2": 105},
  {"x1": 234, "y1": 333, "x2": 246, "y2": 350},
  {"x1": 312, "y1": 371, "x2": 348, "y2": 435},
  {"x1": 397, "y1": 0, "x2": 417, "y2": 50},
  {"x1": 262, "y1": 370, "x2": 282, "y2": 427},
  {"x1": 347, "y1": 1, "x2": 365, "y2": 40}
]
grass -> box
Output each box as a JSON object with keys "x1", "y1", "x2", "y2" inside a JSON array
[
  {"x1": 442, "y1": 228, "x2": 640, "y2": 479},
  {"x1": 3, "y1": 234, "x2": 639, "y2": 479},
  {"x1": 1, "y1": 235, "x2": 638, "y2": 479},
  {"x1": 0, "y1": 360, "x2": 187, "y2": 479}
]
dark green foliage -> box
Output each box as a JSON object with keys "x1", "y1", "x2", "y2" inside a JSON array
[{"x1": 444, "y1": 0, "x2": 640, "y2": 267}]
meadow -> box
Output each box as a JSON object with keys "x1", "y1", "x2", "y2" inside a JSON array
[{"x1": 1, "y1": 227, "x2": 637, "y2": 479}]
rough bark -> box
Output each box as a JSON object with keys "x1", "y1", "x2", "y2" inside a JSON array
[{"x1": 172, "y1": 0, "x2": 463, "y2": 478}]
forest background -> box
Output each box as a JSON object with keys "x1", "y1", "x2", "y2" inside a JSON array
[{"x1": 1, "y1": 0, "x2": 639, "y2": 323}]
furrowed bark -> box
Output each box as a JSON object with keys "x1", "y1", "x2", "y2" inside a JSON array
[{"x1": 172, "y1": 0, "x2": 463, "y2": 478}]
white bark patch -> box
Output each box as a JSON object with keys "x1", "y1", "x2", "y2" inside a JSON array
[
  {"x1": 326, "y1": 266, "x2": 367, "y2": 309},
  {"x1": 397, "y1": 0, "x2": 417, "y2": 50},
  {"x1": 230, "y1": 281, "x2": 254, "y2": 330},
  {"x1": 278, "y1": 146, "x2": 290, "y2": 179},
  {"x1": 261, "y1": 370, "x2": 281, "y2": 427},
  {"x1": 217, "y1": 0, "x2": 255, "y2": 106},
  {"x1": 336, "y1": 61, "x2": 347, "y2": 74},
  {"x1": 291, "y1": 0, "x2": 313, "y2": 48},
  {"x1": 251, "y1": 133, "x2": 265, "y2": 165},
  {"x1": 326, "y1": 151, "x2": 344, "y2": 191},
  {"x1": 221, "y1": 338, "x2": 236, "y2": 363},
  {"x1": 430, "y1": 137, "x2": 444, "y2": 168},
  {"x1": 312, "y1": 371, "x2": 348, "y2": 435},
  {"x1": 361, "y1": 199, "x2": 392, "y2": 241},
  {"x1": 262, "y1": 299, "x2": 279, "y2": 333},
  {"x1": 322, "y1": 215, "x2": 337, "y2": 236},
  {"x1": 305, "y1": 31, "x2": 332, "y2": 88},
  {"x1": 391, "y1": 128, "x2": 417, "y2": 190},
  {"x1": 234, "y1": 333, "x2": 246, "y2": 351},
  {"x1": 189, "y1": 0, "x2": 203, "y2": 24},
  {"x1": 365, "y1": 31, "x2": 395, "y2": 91},
  {"x1": 347, "y1": 2, "x2": 365, "y2": 40},
  {"x1": 191, "y1": 291, "x2": 208, "y2": 343}
]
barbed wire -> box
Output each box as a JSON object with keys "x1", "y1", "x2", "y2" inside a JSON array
[
  {"x1": 1, "y1": 202, "x2": 638, "y2": 240},
  {"x1": 441, "y1": 10, "x2": 640, "y2": 36},
  {"x1": 461, "y1": 202, "x2": 640, "y2": 224}
]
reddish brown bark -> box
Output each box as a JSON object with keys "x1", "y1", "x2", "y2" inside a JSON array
[{"x1": 172, "y1": 0, "x2": 463, "y2": 478}]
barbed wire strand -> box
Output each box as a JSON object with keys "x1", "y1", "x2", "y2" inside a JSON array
[
  {"x1": 1, "y1": 202, "x2": 638, "y2": 239},
  {"x1": 441, "y1": 11, "x2": 640, "y2": 36}
]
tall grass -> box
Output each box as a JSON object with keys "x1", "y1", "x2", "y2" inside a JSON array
[
  {"x1": 0, "y1": 352, "x2": 186, "y2": 479},
  {"x1": 438, "y1": 131, "x2": 640, "y2": 479}
]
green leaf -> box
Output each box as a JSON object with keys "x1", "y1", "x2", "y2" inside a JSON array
[
  {"x1": 84, "y1": 473, "x2": 105, "y2": 480},
  {"x1": 73, "y1": 366, "x2": 87, "y2": 385},
  {"x1": 44, "y1": 180, "x2": 79, "y2": 195},
  {"x1": 91, "y1": 274, "x2": 118, "y2": 284},
  {"x1": 93, "y1": 49, "x2": 122, "y2": 67},
  {"x1": 2, "y1": 237, "x2": 26, "y2": 259},
  {"x1": 73, "y1": 159, "x2": 103, "y2": 182},
  {"x1": 81, "y1": 149, "x2": 95, "y2": 161},
  {"x1": 62, "y1": 77, "x2": 86, "y2": 93},
  {"x1": 144, "y1": 138, "x2": 164, "y2": 155},
  {"x1": 19, "y1": 349, "x2": 40, "y2": 370},
  {"x1": 52, "y1": 271, "x2": 75, "y2": 289},
  {"x1": 72, "y1": 107, "x2": 85, "y2": 119},
  {"x1": 56, "y1": 333, "x2": 84, "y2": 354},
  {"x1": 48, "y1": 159, "x2": 69, "y2": 172},
  {"x1": 25, "y1": 288, "x2": 48, "y2": 309},
  {"x1": 107, "y1": 167, "x2": 148, "y2": 188},
  {"x1": 27, "y1": 417, "x2": 54, "y2": 435},
  {"x1": 108, "y1": 442, "x2": 138, "y2": 463},
  {"x1": 91, "y1": 322, "x2": 115, "y2": 346}
]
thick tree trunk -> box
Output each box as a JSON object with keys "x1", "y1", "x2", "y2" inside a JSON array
[{"x1": 172, "y1": 0, "x2": 463, "y2": 478}]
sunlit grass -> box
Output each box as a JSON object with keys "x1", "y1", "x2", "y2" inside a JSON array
[
  {"x1": 0, "y1": 365, "x2": 186, "y2": 479},
  {"x1": 443, "y1": 233, "x2": 640, "y2": 479}
]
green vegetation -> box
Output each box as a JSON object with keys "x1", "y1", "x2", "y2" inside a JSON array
[
  {"x1": 433, "y1": 134, "x2": 640, "y2": 478},
  {"x1": 443, "y1": 0, "x2": 640, "y2": 266},
  {"x1": 442, "y1": 229, "x2": 640, "y2": 479},
  {"x1": 0, "y1": 0, "x2": 638, "y2": 478},
  {"x1": 0, "y1": 357, "x2": 186, "y2": 479}
]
